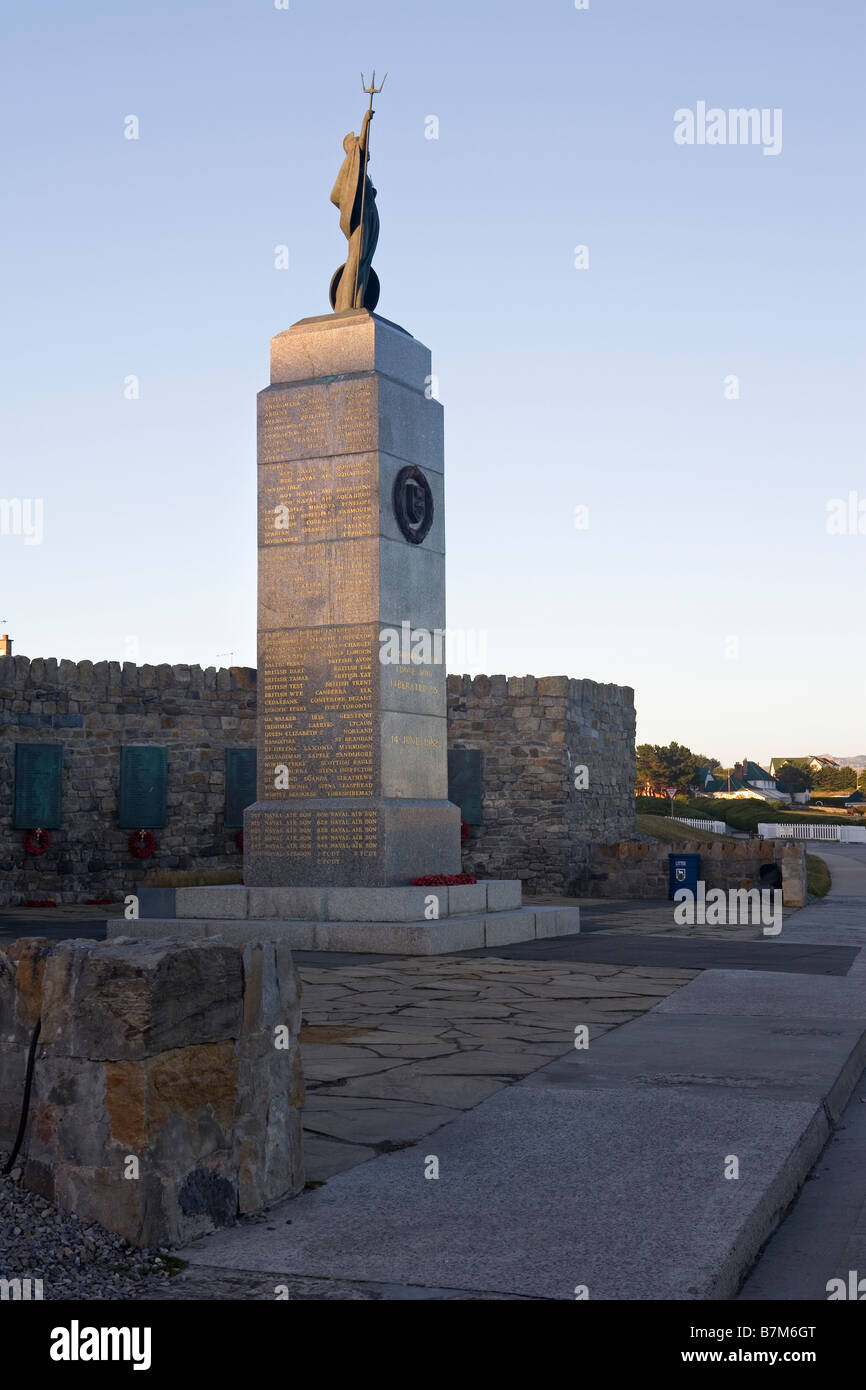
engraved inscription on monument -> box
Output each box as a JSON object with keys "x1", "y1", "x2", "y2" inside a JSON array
[
  {"x1": 261, "y1": 626, "x2": 376, "y2": 798},
  {"x1": 260, "y1": 456, "x2": 377, "y2": 544},
  {"x1": 259, "y1": 379, "x2": 376, "y2": 464},
  {"x1": 382, "y1": 660, "x2": 442, "y2": 711},
  {"x1": 247, "y1": 807, "x2": 379, "y2": 869}
]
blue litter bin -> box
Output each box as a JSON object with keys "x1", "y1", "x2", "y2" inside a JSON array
[{"x1": 669, "y1": 853, "x2": 700, "y2": 900}]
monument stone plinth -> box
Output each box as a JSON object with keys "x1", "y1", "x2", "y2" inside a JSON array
[{"x1": 243, "y1": 309, "x2": 462, "y2": 887}]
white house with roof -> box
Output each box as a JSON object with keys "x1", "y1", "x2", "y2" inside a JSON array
[{"x1": 699, "y1": 759, "x2": 791, "y2": 802}]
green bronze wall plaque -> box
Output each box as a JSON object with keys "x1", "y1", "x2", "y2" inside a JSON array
[
  {"x1": 119, "y1": 746, "x2": 168, "y2": 829},
  {"x1": 447, "y1": 748, "x2": 482, "y2": 824},
  {"x1": 13, "y1": 743, "x2": 63, "y2": 829},
  {"x1": 225, "y1": 748, "x2": 257, "y2": 828}
]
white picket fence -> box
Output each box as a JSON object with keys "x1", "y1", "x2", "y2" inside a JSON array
[
  {"x1": 671, "y1": 817, "x2": 727, "y2": 835},
  {"x1": 758, "y1": 823, "x2": 866, "y2": 843}
]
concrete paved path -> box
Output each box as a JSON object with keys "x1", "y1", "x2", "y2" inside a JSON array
[
  {"x1": 174, "y1": 987, "x2": 865, "y2": 1298},
  {"x1": 173, "y1": 901, "x2": 866, "y2": 1298},
  {"x1": 162, "y1": 846, "x2": 866, "y2": 1300}
]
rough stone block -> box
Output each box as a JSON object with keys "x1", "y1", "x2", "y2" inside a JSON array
[
  {"x1": 107, "y1": 920, "x2": 209, "y2": 941},
  {"x1": 2, "y1": 936, "x2": 304, "y2": 1248},
  {"x1": 40, "y1": 939, "x2": 243, "y2": 1059}
]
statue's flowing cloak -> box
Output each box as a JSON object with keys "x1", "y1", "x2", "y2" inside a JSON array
[
  {"x1": 330, "y1": 131, "x2": 379, "y2": 307},
  {"x1": 331, "y1": 138, "x2": 363, "y2": 239}
]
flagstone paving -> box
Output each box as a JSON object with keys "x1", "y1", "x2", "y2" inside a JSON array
[{"x1": 298, "y1": 955, "x2": 696, "y2": 1179}]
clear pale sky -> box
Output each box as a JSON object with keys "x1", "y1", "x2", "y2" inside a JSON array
[{"x1": 1, "y1": 0, "x2": 863, "y2": 766}]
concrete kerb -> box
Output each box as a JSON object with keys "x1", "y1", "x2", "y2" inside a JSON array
[
  {"x1": 642, "y1": 965, "x2": 866, "y2": 1297},
  {"x1": 708, "y1": 1103, "x2": 835, "y2": 1299}
]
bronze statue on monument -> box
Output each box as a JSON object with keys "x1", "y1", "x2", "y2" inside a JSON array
[{"x1": 329, "y1": 72, "x2": 386, "y2": 313}]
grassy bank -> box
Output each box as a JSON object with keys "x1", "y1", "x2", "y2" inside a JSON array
[
  {"x1": 635, "y1": 815, "x2": 723, "y2": 845},
  {"x1": 806, "y1": 855, "x2": 831, "y2": 898}
]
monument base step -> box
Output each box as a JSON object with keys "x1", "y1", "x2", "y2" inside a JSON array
[
  {"x1": 107, "y1": 905, "x2": 580, "y2": 956},
  {"x1": 136, "y1": 880, "x2": 523, "y2": 923}
]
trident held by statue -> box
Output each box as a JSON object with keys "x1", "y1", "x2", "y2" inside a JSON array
[
  {"x1": 355, "y1": 71, "x2": 386, "y2": 306},
  {"x1": 329, "y1": 72, "x2": 386, "y2": 312}
]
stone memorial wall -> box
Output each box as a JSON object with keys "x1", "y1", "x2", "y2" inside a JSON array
[
  {"x1": 0, "y1": 655, "x2": 637, "y2": 902},
  {"x1": 0, "y1": 655, "x2": 256, "y2": 904},
  {"x1": 448, "y1": 674, "x2": 637, "y2": 894}
]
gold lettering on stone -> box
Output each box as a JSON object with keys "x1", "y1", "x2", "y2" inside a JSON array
[
  {"x1": 247, "y1": 808, "x2": 379, "y2": 862},
  {"x1": 388, "y1": 733, "x2": 440, "y2": 751},
  {"x1": 260, "y1": 379, "x2": 376, "y2": 463},
  {"x1": 260, "y1": 456, "x2": 376, "y2": 544},
  {"x1": 386, "y1": 663, "x2": 440, "y2": 700},
  {"x1": 261, "y1": 628, "x2": 375, "y2": 797}
]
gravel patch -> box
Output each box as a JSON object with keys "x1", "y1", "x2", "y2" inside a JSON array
[{"x1": 0, "y1": 1152, "x2": 181, "y2": 1300}]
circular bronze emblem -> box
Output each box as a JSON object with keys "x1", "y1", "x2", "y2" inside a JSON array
[{"x1": 393, "y1": 465, "x2": 434, "y2": 545}]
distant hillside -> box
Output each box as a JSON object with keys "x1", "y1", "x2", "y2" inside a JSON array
[{"x1": 832, "y1": 755, "x2": 866, "y2": 771}]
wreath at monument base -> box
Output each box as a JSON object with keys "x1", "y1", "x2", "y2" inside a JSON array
[
  {"x1": 235, "y1": 830, "x2": 244, "y2": 852},
  {"x1": 128, "y1": 829, "x2": 157, "y2": 859},
  {"x1": 24, "y1": 828, "x2": 50, "y2": 856},
  {"x1": 460, "y1": 821, "x2": 471, "y2": 844}
]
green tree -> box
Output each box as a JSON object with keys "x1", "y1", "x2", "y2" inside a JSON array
[
  {"x1": 635, "y1": 742, "x2": 718, "y2": 796},
  {"x1": 774, "y1": 762, "x2": 813, "y2": 795},
  {"x1": 635, "y1": 744, "x2": 666, "y2": 794},
  {"x1": 858, "y1": 769, "x2": 866, "y2": 792},
  {"x1": 813, "y1": 765, "x2": 858, "y2": 792}
]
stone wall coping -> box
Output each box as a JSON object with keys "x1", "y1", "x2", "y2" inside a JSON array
[
  {"x1": 445, "y1": 673, "x2": 635, "y2": 703},
  {"x1": 0, "y1": 655, "x2": 256, "y2": 691},
  {"x1": 598, "y1": 838, "x2": 804, "y2": 858}
]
